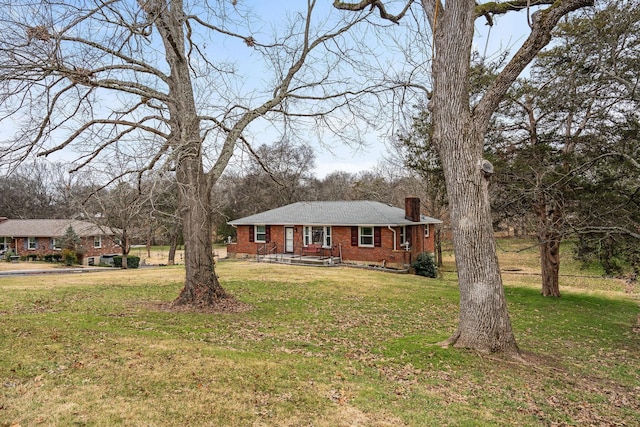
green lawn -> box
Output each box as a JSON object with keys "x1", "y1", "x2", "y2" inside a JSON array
[{"x1": 1, "y1": 245, "x2": 638, "y2": 426}]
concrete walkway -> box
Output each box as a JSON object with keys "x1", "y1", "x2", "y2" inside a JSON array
[{"x1": 0, "y1": 266, "x2": 116, "y2": 276}]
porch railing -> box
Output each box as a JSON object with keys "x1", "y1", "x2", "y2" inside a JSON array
[{"x1": 257, "y1": 243, "x2": 278, "y2": 262}]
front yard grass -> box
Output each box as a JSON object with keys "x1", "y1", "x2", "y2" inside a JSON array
[{"x1": 0, "y1": 246, "x2": 638, "y2": 426}]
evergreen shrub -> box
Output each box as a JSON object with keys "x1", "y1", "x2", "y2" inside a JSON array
[
  {"x1": 412, "y1": 252, "x2": 438, "y2": 278},
  {"x1": 61, "y1": 249, "x2": 77, "y2": 266}
]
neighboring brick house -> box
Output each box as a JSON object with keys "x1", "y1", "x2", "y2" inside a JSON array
[
  {"x1": 0, "y1": 217, "x2": 120, "y2": 265},
  {"x1": 227, "y1": 198, "x2": 441, "y2": 269}
]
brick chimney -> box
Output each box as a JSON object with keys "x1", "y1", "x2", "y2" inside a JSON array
[{"x1": 404, "y1": 197, "x2": 421, "y2": 222}]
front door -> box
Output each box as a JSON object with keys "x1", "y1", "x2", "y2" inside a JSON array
[{"x1": 285, "y1": 227, "x2": 294, "y2": 253}]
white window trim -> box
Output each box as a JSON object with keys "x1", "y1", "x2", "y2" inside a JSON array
[
  {"x1": 303, "y1": 225, "x2": 332, "y2": 248},
  {"x1": 324, "y1": 226, "x2": 331, "y2": 248},
  {"x1": 424, "y1": 224, "x2": 429, "y2": 238},
  {"x1": 94, "y1": 235, "x2": 102, "y2": 249},
  {"x1": 255, "y1": 225, "x2": 266, "y2": 243},
  {"x1": 0, "y1": 237, "x2": 9, "y2": 251},
  {"x1": 303, "y1": 226, "x2": 311, "y2": 246},
  {"x1": 359, "y1": 227, "x2": 374, "y2": 248},
  {"x1": 52, "y1": 238, "x2": 62, "y2": 250},
  {"x1": 28, "y1": 237, "x2": 37, "y2": 250},
  {"x1": 400, "y1": 226, "x2": 407, "y2": 245}
]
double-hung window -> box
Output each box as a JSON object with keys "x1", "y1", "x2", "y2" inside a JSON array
[
  {"x1": 94, "y1": 235, "x2": 102, "y2": 249},
  {"x1": 0, "y1": 237, "x2": 9, "y2": 251},
  {"x1": 359, "y1": 227, "x2": 374, "y2": 247},
  {"x1": 27, "y1": 237, "x2": 37, "y2": 250},
  {"x1": 324, "y1": 227, "x2": 331, "y2": 247},
  {"x1": 255, "y1": 225, "x2": 266, "y2": 243}
]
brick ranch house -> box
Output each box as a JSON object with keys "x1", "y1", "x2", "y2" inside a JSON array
[
  {"x1": 227, "y1": 198, "x2": 441, "y2": 269},
  {"x1": 0, "y1": 217, "x2": 120, "y2": 265}
]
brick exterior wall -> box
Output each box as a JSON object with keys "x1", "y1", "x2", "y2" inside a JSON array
[
  {"x1": 227, "y1": 223, "x2": 437, "y2": 269},
  {"x1": 10, "y1": 235, "x2": 120, "y2": 264}
]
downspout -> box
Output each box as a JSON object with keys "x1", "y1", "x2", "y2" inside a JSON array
[{"x1": 387, "y1": 226, "x2": 397, "y2": 251}]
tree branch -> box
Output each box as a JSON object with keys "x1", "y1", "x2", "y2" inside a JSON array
[
  {"x1": 38, "y1": 119, "x2": 169, "y2": 158},
  {"x1": 473, "y1": 0, "x2": 594, "y2": 133},
  {"x1": 333, "y1": 0, "x2": 415, "y2": 24},
  {"x1": 474, "y1": 0, "x2": 556, "y2": 20}
]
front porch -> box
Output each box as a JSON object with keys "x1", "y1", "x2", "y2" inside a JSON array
[{"x1": 256, "y1": 252, "x2": 341, "y2": 266}]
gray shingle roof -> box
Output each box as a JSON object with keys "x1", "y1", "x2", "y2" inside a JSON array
[
  {"x1": 0, "y1": 219, "x2": 114, "y2": 238},
  {"x1": 228, "y1": 201, "x2": 441, "y2": 226}
]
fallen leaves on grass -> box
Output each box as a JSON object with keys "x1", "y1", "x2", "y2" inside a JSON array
[{"x1": 149, "y1": 297, "x2": 253, "y2": 314}]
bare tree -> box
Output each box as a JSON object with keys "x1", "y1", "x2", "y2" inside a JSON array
[
  {"x1": 334, "y1": 0, "x2": 593, "y2": 355},
  {"x1": 146, "y1": 176, "x2": 181, "y2": 265},
  {"x1": 0, "y1": 160, "x2": 79, "y2": 219},
  {"x1": 0, "y1": 1, "x2": 373, "y2": 308},
  {"x1": 81, "y1": 178, "x2": 153, "y2": 269},
  {"x1": 230, "y1": 138, "x2": 317, "y2": 216}
]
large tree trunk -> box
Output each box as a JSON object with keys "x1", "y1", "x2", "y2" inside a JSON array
[
  {"x1": 431, "y1": 0, "x2": 518, "y2": 355},
  {"x1": 437, "y1": 129, "x2": 519, "y2": 354},
  {"x1": 152, "y1": 0, "x2": 229, "y2": 307},
  {"x1": 174, "y1": 154, "x2": 227, "y2": 306}
]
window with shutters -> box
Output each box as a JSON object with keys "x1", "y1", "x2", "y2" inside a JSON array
[
  {"x1": 255, "y1": 225, "x2": 266, "y2": 243},
  {"x1": 359, "y1": 227, "x2": 374, "y2": 247}
]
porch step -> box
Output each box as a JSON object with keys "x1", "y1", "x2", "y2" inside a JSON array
[{"x1": 257, "y1": 254, "x2": 340, "y2": 266}]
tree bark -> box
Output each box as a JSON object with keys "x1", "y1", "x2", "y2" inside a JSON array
[
  {"x1": 174, "y1": 153, "x2": 227, "y2": 305},
  {"x1": 431, "y1": 0, "x2": 518, "y2": 354},
  {"x1": 540, "y1": 238, "x2": 561, "y2": 297},
  {"x1": 436, "y1": 128, "x2": 519, "y2": 353},
  {"x1": 167, "y1": 228, "x2": 178, "y2": 266},
  {"x1": 120, "y1": 235, "x2": 130, "y2": 269},
  {"x1": 152, "y1": 0, "x2": 228, "y2": 306},
  {"x1": 535, "y1": 195, "x2": 562, "y2": 297}
]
